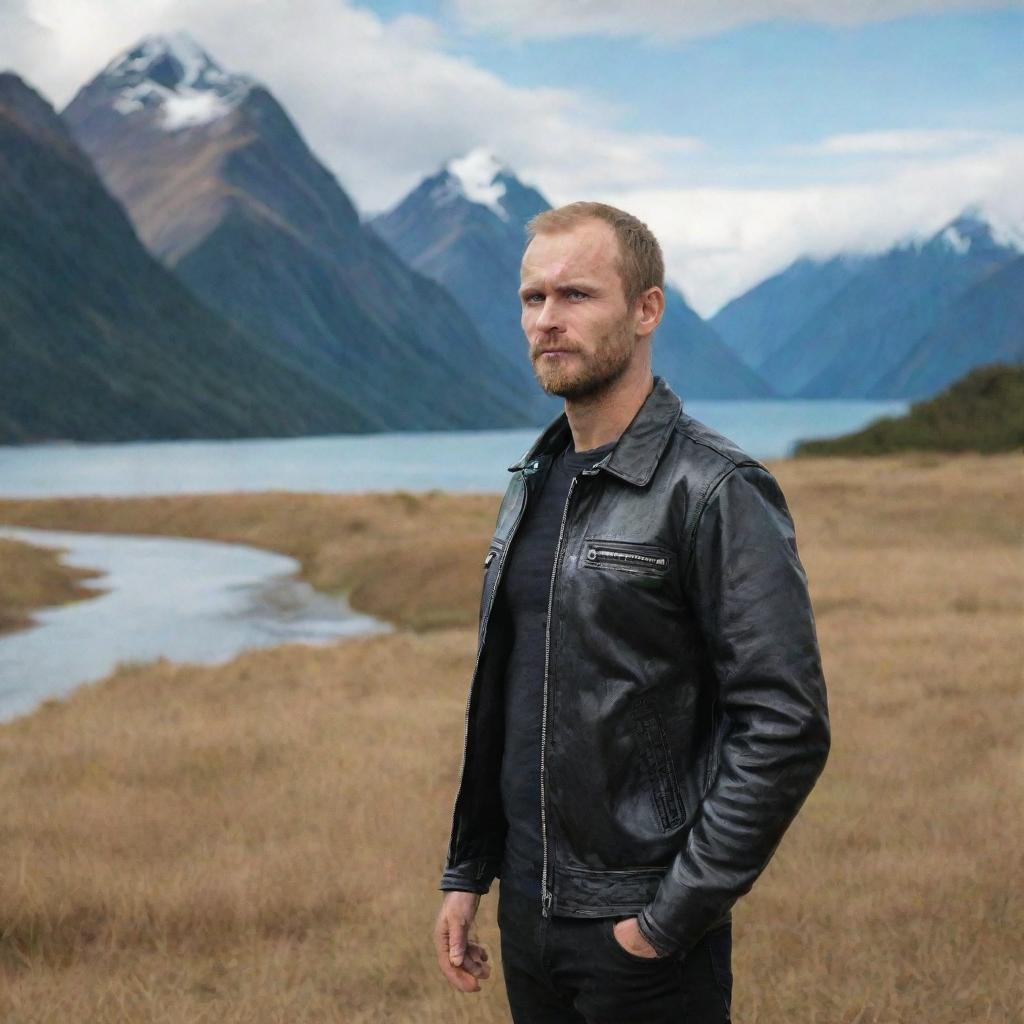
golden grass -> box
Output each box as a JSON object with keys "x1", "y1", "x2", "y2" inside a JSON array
[
  {"x1": 0, "y1": 452, "x2": 1021, "y2": 1022},
  {"x1": 0, "y1": 536, "x2": 107, "y2": 635}
]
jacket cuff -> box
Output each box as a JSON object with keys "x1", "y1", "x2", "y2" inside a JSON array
[
  {"x1": 439, "y1": 856, "x2": 500, "y2": 894},
  {"x1": 636, "y1": 904, "x2": 685, "y2": 959},
  {"x1": 638, "y1": 902, "x2": 733, "y2": 961}
]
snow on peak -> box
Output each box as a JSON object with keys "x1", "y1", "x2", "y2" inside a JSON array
[
  {"x1": 442, "y1": 147, "x2": 510, "y2": 220},
  {"x1": 899, "y1": 209, "x2": 1004, "y2": 256},
  {"x1": 947, "y1": 207, "x2": 1024, "y2": 253},
  {"x1": 940, "y1": 225, "x2": 972, "y2": 255},
  {"x1": 101, "y1": 32, "x2": 254, "y2": 131}
]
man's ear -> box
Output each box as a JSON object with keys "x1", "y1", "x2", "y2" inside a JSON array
[{"x1": 636, "y1": 286, "x2": 665, "y2": 338}]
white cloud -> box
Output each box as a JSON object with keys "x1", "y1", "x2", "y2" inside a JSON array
[
  {"x1": 2, "y1": 1, "x2": 1021, "y2": 317},
  {"x1": 792, "y1": 129, "x2": 1008, "y2": 156},
  {"x1": 2, "y1": 0, "x2": 702, "y2": 213},
  {"x1": 450, "y1": 0, "x2": 1022, "y2": 40},
  {"x1": 590, "y1": 133, "x2": 1024, "y2": 315},
  {"x1": 0, "y1": 0, "x2": 50, "y2": 71}
]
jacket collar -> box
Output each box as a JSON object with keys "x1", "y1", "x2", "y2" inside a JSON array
[{"x1": 506, "y1": 374, "x2": 683, "y2": 487}]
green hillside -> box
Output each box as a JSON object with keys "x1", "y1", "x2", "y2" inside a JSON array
[{"x1": 793, "y1": 362, "x2": 1024, "y2": 456}]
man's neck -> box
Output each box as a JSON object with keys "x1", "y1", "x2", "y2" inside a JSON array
[{"x1": 564, "y1": 368, "x2": 654, "y2": 452}]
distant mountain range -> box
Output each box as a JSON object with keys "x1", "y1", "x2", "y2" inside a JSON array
[
  {"x1": 2, "y1": 30, "x2": 1021, "y2": 445},
  {"x1": 0, "y1": 71, "x2": 373, "y2": 444},
  {"x1": 711, "y1": 254, "x2": 867, "y2": 373},
  {"x1": 370, "y1": 148, "x2": 774, "y2": 402},
  {"x1": 712, "y1": 213, "x2": 1024, "y2": 400},
  {"x1": 60, "y1": 33, "x2": 540, "y2": 432},
  {"x1": 872, "y1": 253, "x2": 1024, "y2": 399}
]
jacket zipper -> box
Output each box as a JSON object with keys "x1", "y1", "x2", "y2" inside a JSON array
[
  {"x1": 445, "y1": 474, "x2": 530, "y2": 869},
  {"x1": 586, "y1": 547, "x2": 667, "y2": 569},
  {"x1": 540, "y1": 473, "x2": 579, "y2": 918}
]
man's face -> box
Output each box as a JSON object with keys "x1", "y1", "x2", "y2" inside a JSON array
[{"x1": 519, "y1": 218, "x2": 639, "y2": 400}]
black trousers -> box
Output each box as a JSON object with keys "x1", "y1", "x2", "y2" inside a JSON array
[{"x1": 496, "y1": 881, "x2": 732, "y2": 1024}]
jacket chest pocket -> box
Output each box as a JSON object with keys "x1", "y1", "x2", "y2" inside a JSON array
[
  {"x1": 582, "y1": 538, "x2": 673, "y2": 578},
  {"x1": 630, "y1": 696, "x2": 685, "y2": 831}
]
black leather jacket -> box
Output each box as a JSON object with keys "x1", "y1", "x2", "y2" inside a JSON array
[{"x1": 439, "y1": 375, "x2": 830, "y2": 959}]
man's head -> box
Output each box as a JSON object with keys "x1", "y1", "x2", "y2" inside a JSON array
[{"x1": 519, "y1": 202, "x2": 665, "y2": 401}]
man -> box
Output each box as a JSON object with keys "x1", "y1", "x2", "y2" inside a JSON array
[{"x1": 432, "y1": 202, "x2": 831, "y2": 1023}]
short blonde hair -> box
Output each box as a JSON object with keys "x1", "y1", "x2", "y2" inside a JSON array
[{"x1": 524, "y1": 201, "x2": 665, "y2": 309}]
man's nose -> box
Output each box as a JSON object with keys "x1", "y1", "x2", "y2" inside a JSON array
[{"x1": 534, "y1": 297, "x2": 563, "y2": 333}]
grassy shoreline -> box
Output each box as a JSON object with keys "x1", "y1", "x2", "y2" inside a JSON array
[
  {"x1": 0, "y1": 535, "x2": 108, "y2": 636},
  {"x1": 0, "y1": 488, "x2": 503, "y2": 633},
  {"x1": 0, "y1": 452, "x2": 1021, "y2": 1022}
]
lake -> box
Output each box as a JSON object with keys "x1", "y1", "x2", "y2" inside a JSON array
[
  {"x1": 0, "y1": 399, "x2": 905, "y2": 720},
  {"x1": 0, "y1": 399, "x2": 905, "y2": 498}
]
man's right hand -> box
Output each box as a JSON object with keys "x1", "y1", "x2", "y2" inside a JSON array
[{"x1": 433, "y1": 890, "x2": 492, "y2": 993}]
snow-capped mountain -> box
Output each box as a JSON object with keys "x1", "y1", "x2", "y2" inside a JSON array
[
  {"x1": 430, "y1": 149, "x2": 562, "y2": 228},
  {"x1": 61, "y1": 35, "x2": 538, "y2": 431},
  {"x1": 714, "y1": 210, "x2": 1022, "y2": 399},
  {"x1": 0, "y1": 71, "x2": 372, "y2": 443},
  {"x1": 438, "y1": 149, "x2": 516, "y2": 221},
  {"x1": 100, "y1": 31, "x2": 253, "y2": 130},
  {"x1": 370, "y1": 147, "x2": 559, "y2": 412},
  {"x1": 371, "y1": 147, "x2": 774, "y2": 401}
]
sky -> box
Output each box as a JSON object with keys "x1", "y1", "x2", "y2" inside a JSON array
[{"x1": 2, "y1": 0, "x2": 1023, "y2": 314}]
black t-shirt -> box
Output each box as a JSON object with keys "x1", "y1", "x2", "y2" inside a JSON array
[{"x1": 496, "y1": 434, "x2": 618, "y2": 899}]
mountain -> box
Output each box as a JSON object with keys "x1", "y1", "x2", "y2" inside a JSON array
[
  {"x1": 655, "y1": 287, "x2": 775, "y2": 398},
  {"x1": 0, "y1": 71, "x2": 373, "y2": 444},
  {"x1": 793, "y1": 361, "x2": 1024, "y2": 456},
  {"x1": 870, "y1": 255, "x2": 1024, "y2": 399},
  {"x1": 750, "y1": 212, "x2": 1020, "y2": 398},
  {"x1": 711, "y1": 254, "x2": 865, "y2": 372},
  {"x1": 61, "y1": 33, "x2": 537, "y2": 431},
  {"x1": 369, "y1": 148, "x2": 774, "y2": 401},
  {"x1": 369, "y1": 151, "x2": 556, "y2": 416}
]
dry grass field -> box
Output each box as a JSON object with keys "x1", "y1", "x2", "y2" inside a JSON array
[
  {"x1": 0, "y1": 536, "x2": 107, "y2": 635},
  {"x1": 0, "y1": 452, "x2": 1021, "y2": 1022}
]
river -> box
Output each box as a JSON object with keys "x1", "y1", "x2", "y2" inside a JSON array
[{"x1": 0, "y1": 526, "x2": 391, "y2": 722}]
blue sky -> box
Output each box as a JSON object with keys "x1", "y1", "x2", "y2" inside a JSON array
[
  {"x1": 4, "y1": 0, "x2": 1022, "y2": 312},
  {"x1": 370, "y1": 4, "x2": 1023, "y2": 159}
]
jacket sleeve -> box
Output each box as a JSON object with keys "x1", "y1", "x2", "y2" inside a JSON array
[
  {"x1": 438, "y1": 856, "x2": 502, "y2": 894},
  {"x1": 637, "y1": 461, "x2": 831, "y2": 958}
]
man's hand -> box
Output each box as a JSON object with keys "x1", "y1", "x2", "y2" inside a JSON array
[
  {"x1": 611, "y1": 916, "x2": 662, "y2": 959},
  {"x1": 433, "y1": 891, "x2": 492, "y2": 992}
]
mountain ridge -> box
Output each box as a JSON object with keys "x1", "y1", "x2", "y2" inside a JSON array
[
  {"x1": 0, "y1": 70, "x2": 374, "y2": 444},
  {"x1": 370, "y1": 146, "x2": 775, "y2": 402},
  {"x1": 62, "y1": 34, "x2": 540, "y2": 431},
  {"x1": 713, "y1": 211, "x2": 1022, "y2": 399}
]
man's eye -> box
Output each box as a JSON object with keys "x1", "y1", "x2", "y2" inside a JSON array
[{"x1": 523, "y1": 290, "x2": 585, "y2": 303}]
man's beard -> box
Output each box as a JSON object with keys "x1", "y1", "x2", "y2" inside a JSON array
[{"x1": 532, "y1": 315, "x2": 635, "y2": 401}]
